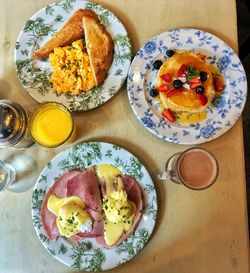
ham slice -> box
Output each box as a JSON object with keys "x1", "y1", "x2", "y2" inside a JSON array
[
  {"x1": 67, "y1": 168, "x2": 102, "y2": 212},
  {"x1": 71, "y1": 210, "x2": 104, "y2": 241},
  {"x1": 41, "y1": 170, "x2": 81, "y2": 240},
  {"x1": 41, "y1": 167, "x2": 103, "y2": 241},
  {"x1": 96, "y1": 175, "x2": 143, "y2": 248}
]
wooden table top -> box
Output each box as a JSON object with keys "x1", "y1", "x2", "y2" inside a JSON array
[{"x1": 0, "y1": 0, "x2": 249, "y2": 272}]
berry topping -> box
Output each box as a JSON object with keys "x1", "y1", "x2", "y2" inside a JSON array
[
  {"x1": 153, "y1": 60, "x2": 163, "y2": 70},
  {"x1": 195, "y1": 85, "x2": 205, "y2": 94},
  {"x1": 214, "y1": 78, "x2": 223, "y2": 92},
  {"x1": 157, "y1": 84, "x2": 168, "y2": 92},
  {"x1": 150, "y1": 89, "x2": 159, "y2": 97},
  {"x1": 177, "y1": 64, "x2": 188, "y2": 77},
  {"x1": 173, "y1": 79, "x2": 183, "y2": 89},
  {"x1": 166, "y1": 89, "x2": 183, "y2": 98},
  {"x1": 200, "y1": 71, "x2": 208, "y2": 82},
  {"x1": 160, "y1": 73, "x2": 172, "y2": 82},
  {"x1": 166, "y1": 50, "x2": 175, "y2": 57},
  {"x1": 190, "y1": 82, "x2": 201, "y2": 90},
  {"x1": 162, "y1": 109, "x2": 176, "y2": 123},
  {"x1": 197, "y1": 94, "x2": 208, "y2": 106}
]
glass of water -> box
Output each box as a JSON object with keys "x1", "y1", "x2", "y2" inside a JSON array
[{"x1": 0, "y1": 160, "x2": 16, "y2": 191}]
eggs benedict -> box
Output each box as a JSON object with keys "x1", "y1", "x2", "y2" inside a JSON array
[
  {"x1": 96, "y1": 164, "x2": 143, "y2": 248},
  {"x1": 47, "y1": 194, "x2": 92, "y2": 238}
]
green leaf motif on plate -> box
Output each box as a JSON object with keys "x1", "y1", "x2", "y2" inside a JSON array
[
  {"x1": 105, "y1": 150, "x2": 112, "y2": 158},
  {"x1": 39, "y1": 233, "x2": 50, "y2": 243},
  {"x1": 38, "y1": 174, "x2": 47, "y2": 184},
  {"x1": 112, "y1": 144, "x2": 121, "y2": 150},
  {"x1": 48, "y1": 248, "x2": 56, "y2": 256},
  {"x1": 33, "y1": 215, "x2": 42, "y2": 229},
  {"x1": 144, "y1": 198, "x2": 157, "y2": 220},
  {"x1": 15, "y1": 41, "x2": 20, "y2": 50},
  {"x1": 114, "y1": 156, "x2": 144, "y2": 180},
  {"x1": 45, "y1": 5, "x2": 55, "y2": 16},
  {"x1": 58, "y1": 143, "x2": 102, "y2": 171},
  {"x1": 55, "y1": 15, "x2": 64, "y2": 22},
  {"x1": 67, "y1": 86, "x2": 105, "y2": 111},
  {"x1": 70, "y1": 241, "x2": 106, "y2": 271},
  {"x1": 59, "y1": 243, "x2": 67, "y2": 254},
  {"x1": 16, "y1": 59, "x2": 52, "y2": 96},
  {"x1": 32, "y1": 188, "x2": 46, "y2": 210},
  {"x1": 47, "y1": 161, "x2": 52, "y2": 169},
  {"x1": 115, "y1": 228, "x2": 149, "y2": 261},
  {"x1": 115, "y1": 69, "x2": 123, "y2": 76},
  {"x1": 23, "y1": 17, "x2": 55, "y2": 49},
  {"x1": 113, "y1": 34, "x2": 132, "y2": 65},
  {"x1": 144, "y1": 184, "x2": 155, "y2": 194},
  {"x1": 55, "y1": 0, "x2": 76, "y2": 14},
  {"x1": 21, "y1": 49, "x2": 29, "y2": 56}
]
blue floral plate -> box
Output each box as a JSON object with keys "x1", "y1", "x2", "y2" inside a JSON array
[
  {"x1": 127, "y1": 28, "x2": 247, "y2": 144},
  {"x1": 31, "y1": 142, "x2": 157, "y2": 271}
]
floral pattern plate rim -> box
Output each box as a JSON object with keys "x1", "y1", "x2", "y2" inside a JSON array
[
  {"x1": 127, "y1": 28, "x2": 247, "y2": 144},
  {"x1": 31, "y1": 142, "x2": 157, "y2": 271},
  {"x1": 14, "y1": 0, "x2": 131, "y2": 112}
]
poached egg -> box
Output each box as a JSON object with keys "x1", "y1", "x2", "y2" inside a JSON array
[{"x1": 47, "y1": 194, "x2": 92, "y2": 238}]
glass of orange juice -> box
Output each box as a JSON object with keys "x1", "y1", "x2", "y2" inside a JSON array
[{"x1": 28, "y1": 102, "x2": 75, "y2": 148}]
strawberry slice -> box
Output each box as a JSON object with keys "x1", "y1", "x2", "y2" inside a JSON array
[
  {"x1": 162, "y1": 109, "x2": 176, "y2": 122},
  {"x1": 160, "y1": 73, "x2": 172, "y2": 82},
  {"x1": 190, "y1": 82, "x2": 201, "y2": 89},
  {"x1": 177, "y1": 64, "x2": 187, "y2": 77},
  {"x1": 197, "y1": 94, "x2": 208, "y2": 106},
  {"x1": 214, "y1": 78, "x2": 223, "y2": 92},
  {"x1": 166, "y1": 89, "x2": 183, "y2": 98},
  {"x1": 188, "y1": 77, "x2": 200, "y2": 83},
  {"x1": 197, "y1": 53, "x2": 206, "y2": 61},
  {"x1": 157, "y1": 84, "x2": 168, "y2": 92}
]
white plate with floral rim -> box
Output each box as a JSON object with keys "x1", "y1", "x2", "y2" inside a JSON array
[
  {"x1": 14, "y1": 0, "x2": 131, "y2": 111},
  {"x1": 31, "y1": 142, "x2": 157, "y2": 271},
  {"x1": 127, "y1": 28, "x2": 247, "y2": 144}
]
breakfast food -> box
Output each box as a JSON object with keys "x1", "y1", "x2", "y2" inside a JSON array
[
  {"x1": 41, "y1": 164, "x2": 143, "y2": 248},
  {"x1": 83, "y1": 14, "x2": 113, "y2": 86},
  {"x1": 33, "y1": 9, "x2": 97, "y2": 59},
  {"x1": 49, "y1": 39, "x2": 96, "y2": 94},
  {"x1": 151, "y1": 50, "x2": 224, "y2": 123},
  {"x1": 33, "y1": 9, "x2": 113, "y2": 94}
]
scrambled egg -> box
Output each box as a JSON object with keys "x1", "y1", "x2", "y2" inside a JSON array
[
  {"x1": 96, "y1": 164, "x2": 136, "y2": 246},
  {"x1": 47, "y1": 194, "x2": 92, "y2": 238},
  {"x1": 50, "y1": 39, "x2": 96, "y2": 95}
]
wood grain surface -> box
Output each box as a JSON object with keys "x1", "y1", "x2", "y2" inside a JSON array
[{"x1": 0, "y1": 0, "x2": 249, "y2": 273}]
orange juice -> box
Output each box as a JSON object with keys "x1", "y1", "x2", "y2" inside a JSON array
[{"x1": 29, "y1": 102, "x2": 74, "y2": 147}]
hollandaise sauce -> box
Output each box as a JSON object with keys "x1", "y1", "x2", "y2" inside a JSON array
[
  {"x1": 47, "y1": 194, "x2": 92, "y2": 238},
  {"x1": 96, "y1": 164, "x2": 136, "y2": 246},
  {"x1": 29, "y1": 102, "x2": 74, "y2": 147}
]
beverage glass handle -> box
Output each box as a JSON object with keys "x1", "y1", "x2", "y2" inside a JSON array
[{"x1": 157, "y1": 169, "x2": 182, "y2": 184}]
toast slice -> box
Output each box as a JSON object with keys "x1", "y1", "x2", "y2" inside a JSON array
[
  {"x1": 82, "y1": 14, "x2": 113, "y2": 85},
  {"x1": 33, "y1": 9, "x2": 98, "y2": 59}
]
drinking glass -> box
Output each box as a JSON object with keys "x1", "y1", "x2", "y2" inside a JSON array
[
  {"x1": 157, "y1": 147, "x2": 219, "y2": 190},
  {"x1": 0, "y1": 159, "x2": 16, "y2": 191}
]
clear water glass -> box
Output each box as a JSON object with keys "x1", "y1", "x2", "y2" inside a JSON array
[{"x1": 0, "y1": 160, "x2": 16, "y2": 191}]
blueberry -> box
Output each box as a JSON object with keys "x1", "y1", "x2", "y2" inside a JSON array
[
  {"x1": 166, "y1": 50, "x2": 175, "y2": 57},
  {"x1": 173, "y1": 79, "x2": 183, "y2": 89},
  {"x1": 200, "y1": 71, "x2": 208, "y2": 82},
  {"x1": 196, "y1": 85, "x2": 205, "y2": 94},
  {"x1": 150, "y1": 89, "x2": 159, "y2": 97},
  {"x1": 153, "y1": 60, "x2": 163, "y2": 70}
]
